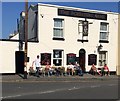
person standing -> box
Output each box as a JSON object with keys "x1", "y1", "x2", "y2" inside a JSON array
[{"x1": 32, "y1": 55, "x2": 41, "y2": 77}]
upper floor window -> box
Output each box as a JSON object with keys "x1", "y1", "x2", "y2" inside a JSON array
[
  {"x1": 100, "y1": 22, "x2": 109, "y2": 41},
  {"x1": 53, "y1": 18, "x2": 64, "y2": 38}
]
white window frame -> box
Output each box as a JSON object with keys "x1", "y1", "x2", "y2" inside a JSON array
[
  {"x1": 53, "y1": 50, "x2": 63, "y2": 66},
  {"x1": 99, "y1": 51, "x2": 107, "y2": 66},
  {"x1": 53, "y1": 18, "x2": 64, "y2": 38},
  {"x1": 100, "y1": 22, "x2": 109, "y2": 41}
]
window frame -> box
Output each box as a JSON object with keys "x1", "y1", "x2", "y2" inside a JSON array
[
  {"x1": 99, "y1": 51, "x2": 107, "y2": 66},
  {"x1": 53, "y1": 49, "x2": 63, "y2": 66},
  {"x1": 99, "y1": 22, "x2": 109, "y2": 41},
  {"x1": 53, "y1": 18, "x2": 64, "y2": 38}
]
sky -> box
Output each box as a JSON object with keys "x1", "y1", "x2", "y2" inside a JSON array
[{"x1": 1, "y1": 2, "x2": 119, "y2": 39}]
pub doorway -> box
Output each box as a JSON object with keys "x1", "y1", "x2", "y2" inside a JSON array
[{"x1": 79, "y1": 49, "x2": 86, "y2": 72}]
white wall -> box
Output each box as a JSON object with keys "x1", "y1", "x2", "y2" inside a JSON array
[
  {"x1": 36, "y1": 4, "x2": 118, "y2": 71},
  {"x1": 0, "y1": 41, "x2": 19, "y2": 73}
]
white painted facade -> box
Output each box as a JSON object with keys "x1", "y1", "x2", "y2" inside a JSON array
[{"x1": 26, "y1": 3, "x2": 118, "y2": 72}]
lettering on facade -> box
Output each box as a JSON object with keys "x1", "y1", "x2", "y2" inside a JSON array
[{"x1": 58, "y1": 9, "x2": 107, "y2": 20}]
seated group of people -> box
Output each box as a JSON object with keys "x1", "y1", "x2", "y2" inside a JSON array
[
  {"x1": 29, "y1": 60, "x2": 110, "y2": 77},
  {"x1": 44, "y1": 62, "x2": 65, "y2": 76},
  {"x1": 67, "y1": 63, "x2": 83, "y2": 76},
  {"x1": 29, "y1": 62, "x2": 65, "y2": 77},
  {"x1": 29, "y1": 62, "x2": 84, "y2": 77},
  {"x1": 89, "y1": 64, "x2": 110, "y2": 76}
]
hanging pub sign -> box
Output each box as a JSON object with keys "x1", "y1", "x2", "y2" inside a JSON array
[
  {"x1": 58, "y1": 9, "x2": 107, "y2": 20},
  {"x1": 82, "y1": 20, "x2": 88, "y2": 36},
  {"x1": 88, "y1": 54, "x2": 97, "y2": 65},
  {"x1": 67, "y1": 53, "x2": 76, "y2": 65},
  {"x1": 41, "y1": 53, "x2": 51, "y2": 65}
]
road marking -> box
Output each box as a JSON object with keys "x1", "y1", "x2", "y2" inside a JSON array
[
  {"x1": 1, "y1": 94, "x2": 22, "y2": 99},
  {"x1": 2, "y1": 83, "x2": 117, "y2": 99}
]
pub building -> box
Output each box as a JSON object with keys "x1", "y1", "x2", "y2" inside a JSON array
[
  {"x1": 19, "y1": 3, "x2": 118, "y2": 73},
  {"x1": 0, "y1": 3, "x2": 118, "y2": 74}
]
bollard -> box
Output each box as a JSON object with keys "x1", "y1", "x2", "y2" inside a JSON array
[
  {"x1": 24, "y1": 71, "x2": 27, "y2": 79},
  {"x1": 24, "y1": 64, "x2": 27, "y2": 79}
]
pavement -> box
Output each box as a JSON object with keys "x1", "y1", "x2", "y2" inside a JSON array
[{"x1": 1, "y1": 73, "x2": 119, "y2": 82}]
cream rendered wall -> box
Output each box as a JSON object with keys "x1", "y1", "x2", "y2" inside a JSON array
[
  {"x1": 117, "y1": 13, "x2": 120, "y2": 75},
  {"x1": 25, "y1": 4, "x2": 118, "y2": 72},
  {"x1": 0, "y1": 41, "x2": 19, "y2": 73},
  {"x1": 107, "y1": 13, "x2": 118, "y2": 71}
]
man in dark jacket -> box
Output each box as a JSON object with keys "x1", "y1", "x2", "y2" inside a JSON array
[{"x1": 74, "y1": 63, "x2": 83, "y2": 76}]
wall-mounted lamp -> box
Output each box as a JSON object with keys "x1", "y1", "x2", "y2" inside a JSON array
[
  {"x1": 97, "y1": 44, "x2": 103, "y2": 52},
  {"x1": 99, "y1": 44, "x2": 103, "y2": 48}
]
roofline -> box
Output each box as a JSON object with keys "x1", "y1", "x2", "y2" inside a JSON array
[
  {"x1": 38, "y1": 3, "x2": 118, "y2": 15},
  {"x1": 28, "y1": 4, "x2": 38, "y2": 11}
]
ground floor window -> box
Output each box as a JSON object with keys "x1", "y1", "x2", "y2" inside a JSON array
[
  {"x1": 53, "y1": 50, "x2": 63, "y2": 66},
  {"x1": 88, "y1": 54, "x2": 97, "y2": 65},
  {"x1": 67, "y1": 53, "x2": 76, "y2": 65},
  {"x1": 99, "y1": 51, "x2": 107, "y2": 66},
  {"x1": 41, "y1": 53, "x2": 51, "y2": 65}
]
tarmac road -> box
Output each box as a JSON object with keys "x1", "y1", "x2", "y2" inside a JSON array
[{"x1": 2, "y1": 79, "x2": 119, "y2": 100}]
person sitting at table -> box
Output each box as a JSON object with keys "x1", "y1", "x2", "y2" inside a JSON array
[
  {"x1": 74, "y1": 63, "x2": 83, "y2": 76},
  {"x1": 45, "y1": 62, "x2": 51, "y2": 76},
  {"x1": 103, "y1": 64, "x2": 110, "y2": 76},
  {"x1": 90, "y1": 64, "x2": 101, "y2": 75},
  {"x1": 67, "y1": 63, "x2": 75, "y2": 76},
  {"x1": 89, "y1": 64, "x2": 97, "y2": 75}
]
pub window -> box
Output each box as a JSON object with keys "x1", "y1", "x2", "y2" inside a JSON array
[
  {"x1": 88, "y1": 54, "x2": 97, "y2": 65},
  {"x1": 53, "y1": 18, "x2": 64, "y2": 38},
  {"x1": 67, "y1": 53, "x2": 76, "y2": 65},
  {"x1": 99, "y1": 51, "x2": 107, "y2": 66},
  {"x1": 41, "y1": 53, "x2": 51, "y2": 65},
  {"x1": 53, "y1": 50, "x2": 63, "y2": 66},
  {"x1": 100, "y1": 22, "x2": 109, "y2": 41}
]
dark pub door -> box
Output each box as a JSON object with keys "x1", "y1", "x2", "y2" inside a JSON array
[
  {"x1": 79, "y1": 49, "x2": 86, "y2": 72},
  {"x1": 15, "y1": 51, "x2": 24, "y2": 74}
]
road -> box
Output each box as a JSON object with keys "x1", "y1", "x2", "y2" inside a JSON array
[{"x1": 2, "y1": 79, "x2": 119, "y2": 100}]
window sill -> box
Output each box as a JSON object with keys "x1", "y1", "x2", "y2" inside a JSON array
[
  {"x1": 77, "y1": 39, "x2": 88, "y2": 43},
  {"x1": 99, "y1": 40, "x2": 109, "y2": 43},
  {"x1": 53, "y1": 37, "x2": 65, "y2": 41}
]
